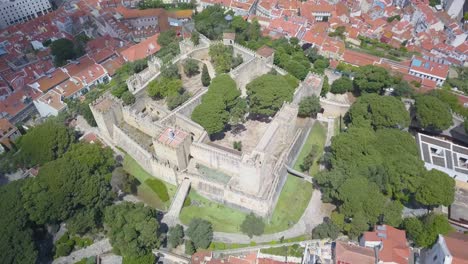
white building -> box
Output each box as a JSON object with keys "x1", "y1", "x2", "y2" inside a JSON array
[
  {"x1": 422, "y1": 233, "x2": 468, "y2": 264},
  {"x1": 409, "y1": 57, "x2": 449, "y2": 86},
  {"x1": 33, "y1": 89, "x2": 67, "y2": 117},
  {"x1": 0, "y1": 0, "x2": 52, "y2": 29},
  {"x1": 416, "y1": 133, "x2": 468, "y2": 182}
]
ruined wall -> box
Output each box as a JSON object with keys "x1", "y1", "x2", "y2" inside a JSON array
[{"x1": 122, "y1": 106, "x2": 164, "y2": 137}]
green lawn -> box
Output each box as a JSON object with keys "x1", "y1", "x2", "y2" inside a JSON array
[
  {"x1": 123, "y1": 155, "x2": 176, "y2": 211},
  {"x1": 179, "y1": 122, "x2": 327, "y2": 234},
  {"x1": 180, "y1": 190, "x2": 247, "y2": 233},
  {"x1": 334, "y1": 116, "x2": 343, "y2": 136},
  {"x1": 294, "y1": 122, "x2": 327, "y2": 175}
]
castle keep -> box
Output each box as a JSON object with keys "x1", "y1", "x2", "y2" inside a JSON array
[{"x1": 90, "y1": 34, "x2": 322, "y2": 217}]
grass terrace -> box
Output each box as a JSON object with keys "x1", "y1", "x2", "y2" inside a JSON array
[{"x1": 123, "y1": 155, "x2": 176, "y2": 211}]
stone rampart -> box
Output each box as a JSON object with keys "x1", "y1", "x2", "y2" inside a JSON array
[
  {"x1": 122, "y1": 106, "x2": 164, "y2": 137},
  {"x1": 174, "y1": 114, "x2": 205, "y2": 140},
  {"x1": 190, "y1": 141, "x2": 242, "y2": 175},
  {"x1": 113, "y1": 124, "x2": 177, "y2": 184},
  {"x1": 160, "y1": 88, "x2": 208, "y2": 124},
  {"x1": 230, "y1": 57, "x2": 273, "y2": 96}
]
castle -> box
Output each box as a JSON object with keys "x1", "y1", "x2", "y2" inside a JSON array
[{"x1": 90, "y1": 34, "x2": 322, "y2": 217}]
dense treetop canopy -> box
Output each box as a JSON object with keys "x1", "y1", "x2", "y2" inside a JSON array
[
  {"x1": 353, "y1": 65, "x2": 393, "y2": 94},
  {"x1": 192, "y1": 74, "x2": 240, "y2": 135},
  {"x1": 415, "y1": 95, "x2": 453, "y2": 131},
  {"x1": 346, "y1": 94, "x2": 410, "y2": 129},
  {"x1": 246, "y1": 74, "x2": 295, "y2": 116},
  {"x1": 22, "y1": 143, "x2": 115, "y2": 225},
  {"x1": 15, "y1": 120, "x2": 75, "y2": 167},
  {"x1": 104, "y1": 202, "x2": 161, "y2": 257},
  {"x1": 0, "y1": 181, "x2": 38, "y2": 264}
]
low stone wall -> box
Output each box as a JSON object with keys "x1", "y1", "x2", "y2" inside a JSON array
[{"x1": 320, "y1": 98, "x2": 351, "y2": 118}]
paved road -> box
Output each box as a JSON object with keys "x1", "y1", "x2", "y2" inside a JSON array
[{"x1": 53, "y1": 239, "x2": 112, "y2": 264}]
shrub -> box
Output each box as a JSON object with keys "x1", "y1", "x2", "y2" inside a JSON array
[{"x1": 145, "y1": 178, "x2": 169, "y2": 202}]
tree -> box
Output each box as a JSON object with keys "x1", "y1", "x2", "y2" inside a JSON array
[
  {"x1": 161, "y1": 63, "x2": 180, "y2": 79},
  {"x1": 191, "y1": 99, "x2": 229, "y2": 135},
  {"x1": 147, "y1": 77, "x2": 183, "y2": 99},
  {"x1": 184, "y1": 59, "x2": 200, "y2": 77},
  {"x1": 194, "y1": 5, "x2": 231, "y2": 40},
  {"x1": 298, "y1": 96, "x2": 321, "y2": 118},
  {"x1": 321, "y1": 76, "x2": 330, "y2": 96},
  {"x1": 415, "y1": 95, "x2": 453, "y2": 131},
  {"x1": 300, "y1": 145, "x2": 319, "y2": 172},
  {"x1": 192, "y1": 75, "x2": 239, "y2": 135},
  {"x1": 209, "y1": 43, "x2": 234, "y2": 73},
  {"x1": 191, "y1": 31, "x2": 200, "y2": 45},
  {"x1": 404, "y1": 213, "x2": 452, "y2": 247},
  {"x1": 186, "y1": 218, "x2": 213, "y2": 249},
  {"x1": 185, "y1": 240, "x2": 196, "y2": 255},
  {"x1": 167, "y1": 92, "x2": 190, "y2": 110},
  {"x1": 313, "y1": 58, "x2": 330, "y2": 73},
  {"x1": 157, "y1": 30, "x2": 178, "y2": 47},
  {"x1": 201, "y1": 64, "x2": 211, "y2": 87},
  {"x1": 0, "y1": 181, "x2": 38, "y2": 264},
  {"x1": 247, "y1": 74, "x2": 294, "y2": 116},
  {"x1": 110, "y1": 167, "x2": 138, "y2": 195},
  {"x1": 312, "y1": 218, "x2": 340, "y2": 239},
  {"x1": 22, "y1": 143, "x2": 115, "y2": 225},
  {"x1": 230, "y1": 98, "x2": 248, "y2": 125},
  {"x1": 15, "y1": 119, "x2": 75, "y2": 167},
  {"x1": 347, "y1": 94, "x2": 410, "y2": 129},
  {"x1": 240, "y1": 213, "x2": 265, "y2": 238},
  {"x1": 121, "y1": 91, "x2": 136, "y2": 105},
  {"x1": 330, "y1": 77, "x2": 353, "y2": 94},
  {"x1": 416, "y1": 169, "x2": 455, "y2": 208},
  {"x1": 353, "y1": 65, "x2": 392, "y2": 94},
  {"x1": 104, "y1": 202, "x2": 161, "y2": 257},
  {"x1": 167, "y1": 224, "x2": 185, "y2": 248},
  {"x1": 50, "y1": 38, "x2": 78, "y2": 66},
  {"x1": 122, "y1": 254, "x2": 156, "y2": 264},
  {"x1": 393, "y1": 80, "x2": 414, "y2": 97}
]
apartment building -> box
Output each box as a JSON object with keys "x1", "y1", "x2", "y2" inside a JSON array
[{"x1": 0, "y1": 0, "x2": 53, "y2": 29}]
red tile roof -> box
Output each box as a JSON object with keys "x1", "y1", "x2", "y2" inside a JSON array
[
  {"x1": 410, "y1": 57, "x2": 449, "y2": 79},
  {"x1": 30, "y1": 68, "x2": 69, "y2": 93},
  {"x1": 444, "y1": 232, "x2": 468, "y2": 264},
  {"x1": 120, "y1": 33, "x2": 161, "y2": 62},
  {"x1": 0, "y1": 87, "x2": 41, "y2": 118},
  {"x1": 342, "y1": 50, "x2": 380, "y2": 67},
  {"x1": 362, "y1": 225, "x2": 410, "y2": 264},
  {"x1": 157, "y1": 128, "x2": 188, "y2": 147},
  {"x1": 335, "y1": 241, "x2": 376, "y2": 264}
]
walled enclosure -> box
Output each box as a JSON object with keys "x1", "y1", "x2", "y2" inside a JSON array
[{"x1": 90, "y1": 34, "x2": 323, "y2": 217}]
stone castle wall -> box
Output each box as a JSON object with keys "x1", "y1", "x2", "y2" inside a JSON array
[
  {"x1": 122, "y1": 106, "x2": 164, "y2": 137},
  {"x1": 230, "y1": 57, "x2": 274, "y2": 96},
  {"x1": 190, "y1": 141, "x2": 243, "y2": 176},
  {"x1": 113, "y1": 124, "x2": 178, "y2": 185}
]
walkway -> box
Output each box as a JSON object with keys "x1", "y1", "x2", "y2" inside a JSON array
[
  {"x1": 212, "y1": 189, "x2": 332, "y2": 244},
  {"x1": 163, "y1": 178, "x2": 191, "y2": 227},
  {"x1": 286, "y1": 165, "x2": 313, "y2": 183},
  {"x1": 53, "y1": 239, "x2": 112, "y2": 264}
]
